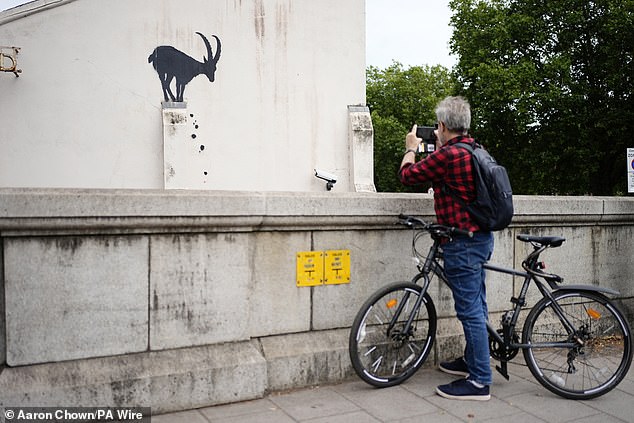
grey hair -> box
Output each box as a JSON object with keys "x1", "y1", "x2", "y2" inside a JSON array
[{"x1": 435, "y1": 96, "x2": 471, "y2": 134}]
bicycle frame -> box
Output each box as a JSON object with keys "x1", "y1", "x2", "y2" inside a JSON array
[{"x1": 401, "y1": 233, "x2": 621, "y2": 379}]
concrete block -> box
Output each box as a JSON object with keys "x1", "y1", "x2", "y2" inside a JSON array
[
  {"x1": 147, "y1": 342, "x2": 267, "y2": 413},
  {"x1": 615, "y1": 297, "x2": 634, "y2": 330},
  {"x1": 433, "y1": 317, "x2": 465, "y2": 364},
  {"x1": 513, "y1": 226, "x2": 597, "y2": 307},
  {"x1": 513, "y1": 195, "x2": 604, "y2": 217},
  {"x1": 0, "y1": 342, "x2": 267, "y2": 414},
  {"x1": 150, "y1": 233, "x2": 251, "y2": 350},
  {"x1": 348, "y1": 105, "x2": 376, "y2": 193},
  {"x1": 311, "y1": 229, "x2": 412, "y2": 330},
  {"x1": 313, "y1": 228, "x2": 518, "y2": 330},
  {"x1": 4, "y1": 236, "x2": 148, "y2": 366},
  {"x1": 249, "y1": 232, "x2": 311, "y2": 337},
  {"x1": 603, "y1": 197, "x2": 634, "y2": 217},
  {"x1": 0, "y1": 189, "x2": 268, "y2": 222},
  {"x1": 487, "y1": 229, "x2": 517, "y2": 311},
  {"x1": 163, "y1": 106, "x2": 213, "y2": 189},
  {"x1": 260, "y1": 329, "x2": 353, "y2": 391},
  {"x1": 593, "y1": 225, "x2": 634, "y2": 297}
]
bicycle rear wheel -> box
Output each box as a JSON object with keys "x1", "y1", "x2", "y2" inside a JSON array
[
  {"x1": 522, "y1": 290, "x2": 633, "y2": 399},
  {"x1": 349, "y1": 282, "x2": 436, "y2": 387}
]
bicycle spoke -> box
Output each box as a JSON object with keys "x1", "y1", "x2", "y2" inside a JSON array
[
  {"x1": 349, "y1": 283, "x2": 436, "y2": 387},
  {"x1": 371, "y1": 356, "x2": 383, "y2": 373},
  {"x1": 523, "y1": 291, "x2": 632, "y2": 399}
]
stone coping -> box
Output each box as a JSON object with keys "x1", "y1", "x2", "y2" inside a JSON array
[{"x1": 0, "y1": 189, "x2": 632, "y2": 235}]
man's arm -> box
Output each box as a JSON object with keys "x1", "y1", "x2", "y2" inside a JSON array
[
  {"x1": 399, "y1": 133, "x2": 448, "y2": 186},
  {"x1": 400, "y1": 125, "x2": 421, "y2": 170}
]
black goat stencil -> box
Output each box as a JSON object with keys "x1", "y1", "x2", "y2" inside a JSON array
[{"x1": 148, "y1": 32, "x2": 221, "y2": 102}]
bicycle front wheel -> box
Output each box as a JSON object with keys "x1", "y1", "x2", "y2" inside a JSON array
[
  {"x1": 522, "y1": 290, "x2": 633, "y2": 399},
  {"x1": 349, "y1": 282, "x2": 436, "y2": 388}
]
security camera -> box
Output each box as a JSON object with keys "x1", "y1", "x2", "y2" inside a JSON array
[{"x1": 314, "y1": 169, "x2": 337, "y2": 191}]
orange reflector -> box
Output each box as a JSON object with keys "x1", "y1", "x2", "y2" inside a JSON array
[
  {"x1": 587, "y1": 309, "x2": 601, "y2": 319},
  {"x1": 386, "y1": 299, "x2": 398, "y2": 309}
]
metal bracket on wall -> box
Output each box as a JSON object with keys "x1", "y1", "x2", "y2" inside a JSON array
[{"x1": 0, "y1": 46, "x2": 22, "y2": 77}]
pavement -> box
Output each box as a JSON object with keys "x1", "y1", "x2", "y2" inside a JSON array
[{"x1": 152, "y1": 361, "x2": 634, "y2": 423}]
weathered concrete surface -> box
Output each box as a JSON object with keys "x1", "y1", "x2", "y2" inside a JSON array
[
  {"x1": 312, "y1": 229, "x2": 412, "y2": 330},
  {"x1": 348, "y1": 105, "x2": 376, "y2": 193},
  {"x1": 4, "y1": 236, "x2": 148, "y2": 366},
  {"x1": 249, "y1": 231, "x2": 312, "y2": 337},
  {"x1": 260, "y1": 329, "x2": 353, "y2": 391},
  {"x1": 0, "y1": 341, "x2": 266, "y2": 414},
  {"x1": 594, "y1": 225, "x2": 634, "y2": 298},
  {"x1": 150, "y1": 233, "x2": 252, "y2": 350}
]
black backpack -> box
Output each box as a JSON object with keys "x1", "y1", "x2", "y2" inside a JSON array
[{"x1": 445, "y1": 142, "x2": 513, "y2": 231}]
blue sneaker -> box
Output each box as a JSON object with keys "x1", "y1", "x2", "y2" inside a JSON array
[
  {"x1": 436, "y1": 379, "x2": 490, "y2": 401},
  {"x1": 439, "y1": 357, "x2": 469, "y2": 377}
]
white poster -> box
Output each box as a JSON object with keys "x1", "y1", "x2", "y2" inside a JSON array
[{"x1": 627, "y1": 148, "x2": 634, "y2": 193}]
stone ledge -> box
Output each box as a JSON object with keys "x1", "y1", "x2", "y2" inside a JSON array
[
  {"x1": 6, "y1": 189, "x2": 626, "y2": 219},
  {"x1": 0, "y1": 341, "x2": 267, "y2": 414},
  {"x1": 1, "y1": 190, "x2": 633, "y2": 236},
  {"x1": 260, "y1": 329, "x2": 355, "y2": 392},
  {"x1": 0, "y1": 330, "x2": 361, "y2": 413}
]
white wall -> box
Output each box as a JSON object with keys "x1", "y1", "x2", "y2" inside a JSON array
[{"x1": 0, "y1": 0, "x2": 366, "y2": 191}]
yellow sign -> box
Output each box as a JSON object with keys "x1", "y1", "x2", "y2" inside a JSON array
[
  {"x1": 296, "y1": 251, "x2": 324, "y2": 286},
  {"x1": 324, "y1": 250, "x2": 351, "y2": 285}
]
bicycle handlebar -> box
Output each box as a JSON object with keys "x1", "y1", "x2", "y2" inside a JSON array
[{"x1": 398, "y1": 214, "x2": 473, "y2": 238}]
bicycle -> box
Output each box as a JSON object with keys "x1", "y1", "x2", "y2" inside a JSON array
[{"x1": 349, "y1": 214, "x2": 633, "y2": 399}]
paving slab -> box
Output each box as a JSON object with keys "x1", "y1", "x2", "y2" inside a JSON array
[
  {"x1": 508, "y1": 391, "x2": 602, "y2": 423},
  {"x1": 579, "y1": 388, "x2": 634, "y2": 423},
  {"x1": 268, "y1": 386, "x2": 360, "y2": 421},
  {"x1": 333, "y1": 383, "x2": 439, "y2": 421},
  {"x1": 151, "y1": 409, "x2": 208, "y2": 423}
]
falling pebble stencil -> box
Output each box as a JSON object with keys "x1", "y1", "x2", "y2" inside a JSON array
[{"x1": 162, "y1": 107, "x2": 212, "y2": 189}]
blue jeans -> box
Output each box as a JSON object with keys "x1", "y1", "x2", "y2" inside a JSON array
[{"x1": 442, "y1": 231, "x2": 494, "y2": 386}]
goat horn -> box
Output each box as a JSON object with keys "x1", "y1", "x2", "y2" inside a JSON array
[
  {"x1": 196, "y1": 31, "x2": 213, "y2": 63},
  {"x1": 211, "y1": 35, "x2": 221, "y2": 63}
]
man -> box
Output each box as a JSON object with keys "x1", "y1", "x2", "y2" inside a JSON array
[{"x1": 399, "y1": 96, "x2": 494, "y2": 401}]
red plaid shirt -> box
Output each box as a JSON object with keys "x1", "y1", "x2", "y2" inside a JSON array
[{"x1": 399, "y1": 136, "x2": 480, "y2": 232}]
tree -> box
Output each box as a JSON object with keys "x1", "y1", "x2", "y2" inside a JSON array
[
  {"x1": 368, "y1": 62, "x2": 456, "y2": 192},
  {"x1": 449, "y1": 0, "x2": 634, "y2": 195}
]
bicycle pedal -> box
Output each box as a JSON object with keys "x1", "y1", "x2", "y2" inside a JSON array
[{"x1": 495, "y1": 364, "x2": 510, "y2": 381}]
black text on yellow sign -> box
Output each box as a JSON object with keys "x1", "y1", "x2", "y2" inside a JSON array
[{"x1": 296, "y1": 250, "x2": 350, "y2": 287}]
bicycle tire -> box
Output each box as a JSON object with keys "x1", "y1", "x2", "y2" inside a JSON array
[
  {"x1": 522, "y1": 290, "x2": 633, "y2": 399},
  {"x1": 349, "y1": 281, "x2": 436, "y2": 388}
]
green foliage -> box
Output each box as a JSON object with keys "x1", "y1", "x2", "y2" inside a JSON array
[
  {"x1": 449, "y1": 0, "x2": 634, "y2": 195},
  {"x1": 367, "y1": 62, "x2": 456, "y2": 192}
]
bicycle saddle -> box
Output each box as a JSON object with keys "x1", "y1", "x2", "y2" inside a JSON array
[{"x1": 516, "y1": 234, "x2": 565, "y2": 247}]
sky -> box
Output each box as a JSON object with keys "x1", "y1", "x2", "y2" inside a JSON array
[
  {"x1": 0, "y1": 0, "x2": 456, "y2": 69},
  {"x1": 0, "y1": 0, "x2": 25, "y2": 12},
  {"x1": 366, "y1": 0, "x2": 456, "y2": 69}
]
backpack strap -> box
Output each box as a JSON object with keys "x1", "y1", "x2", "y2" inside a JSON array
[
  {"x1": 441, "y1": 142, "x2": 476, "y2": 206},
  {"x1": 453, "y1": 142, "x2": 474, "y2": 153}
]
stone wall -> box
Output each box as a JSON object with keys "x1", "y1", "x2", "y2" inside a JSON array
[{"x1": 0, "y1": 189, "x2": 632, "y2": 412}]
